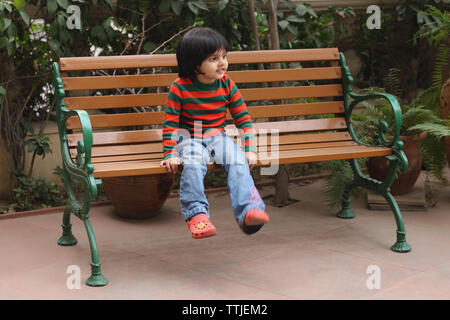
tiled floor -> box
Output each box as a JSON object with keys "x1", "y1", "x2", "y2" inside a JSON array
[{"x1": 1, "y1": 170, "x2": 449, "y2": 300}]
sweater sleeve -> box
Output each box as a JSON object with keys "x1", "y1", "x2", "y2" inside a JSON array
[
  {"x1": 227, "y1": 78, "x2": 257, "y2": 153},
  {"x1": 162, "y1": 83, "x2": 182, "y2": 160}
]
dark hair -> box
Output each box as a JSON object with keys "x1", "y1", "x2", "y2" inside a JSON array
[{"x1": 176, "y1": 27, "x2": 229, "y2": 80}]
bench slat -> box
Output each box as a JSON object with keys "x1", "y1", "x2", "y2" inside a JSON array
[
  {"x1": 251, "y1": 118, "x2": 347, "y2": 133},
  {"x1": 62, "y1": 67, "x2": 342, "y2": 91},
  {"x1": 64, "y1": 84, "x2": 342, "y2": 110},
  {"x1": 259, "y1": 145, "x2": 392, "y2": 165},
  {"x1": 67, "y1": 129, "x2": 161, "y2": 146},
  {"x1": 249, "y1": 101, "x2": 344, "y2": 118},
  {"x1": 89, "y1": 153, "x2": 164, "y2": 164},
  {"x1": 67, "y1": 112, "x2": 163, "y2": 129},
  {"x1": 63, "y1": 73, "x2": 177, "y2": 90},
  {"x1": 70, "y1": 142, "x2": 161, "y2": 158},
  {"x1": 66, "y1": 101, "x2": 345, "y2": 129},
  {"x1": 91, "y1": 145, "x2": 391, "y2": 178},
  {"x1": 64, "y1": 92, "x2": 168, "y2": 109},
  {"x1": 242, "y1": 84, "x2": 343, "y2": 101},
  {"x1": 67, "y1": 130, "x2": 352, "y2": 148},
  {"x1": 257, "y1": 132, "x2": 352, "y2": 146},
  {"x1": 258, "y1": 140, "x2": 357, "y2": 152},
  {"x1": 60, "y1": 54, "x2": 177, "y2": 71},
  {"x1": 230, "y1": 67, "x2": 342, "y2": 83},
  {"x1": 228, "y1": 49, "x2": 340, "y2": 65},
  {"x1": 59, "y1": 48, "x2": 340, "y2": 71}
]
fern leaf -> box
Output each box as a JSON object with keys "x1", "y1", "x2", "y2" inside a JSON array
[{"x1": 432, "y1": 43, "x2": 450, "y2": 88}]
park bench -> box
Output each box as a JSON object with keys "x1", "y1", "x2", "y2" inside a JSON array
[{"x1": 52, "y1": 47, "x2": 410, "y2": 286}]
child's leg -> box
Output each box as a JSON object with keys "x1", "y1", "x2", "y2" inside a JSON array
[
  {"x1": 177, "y1": 137, "x2": 211, "y2": 221},
  {"x1": 177, "y1": 136, "x2": 216, "y2": 239},
  {"x1": 209, "y1": 134, "x2": 267, "y2": 234}
]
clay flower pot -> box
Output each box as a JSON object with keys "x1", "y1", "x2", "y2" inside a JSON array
[
  {"x1": 367, "y1": 133, "x2": 427, "y2": 196},
  {"x1": 102, "y1": 173, "x2": 174, "y2": 219},
  {"x1": 440, "y1": 78, "x2": 450, "y2": 167}
]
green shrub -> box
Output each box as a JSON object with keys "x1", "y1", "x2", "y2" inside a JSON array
[{"x1": 12, "y1": 169, "x2": 66, "y2": 211}]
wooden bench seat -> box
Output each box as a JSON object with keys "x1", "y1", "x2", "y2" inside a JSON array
[
  {"x1": 67, "y1": 129, "x2": 392, "y2": 178},
  {"x1": 66, "y1": 119, "x2": 392, "y2": 178},
  {"x1": 52, "y1": 47, "x2": 411, "y2": 287}
]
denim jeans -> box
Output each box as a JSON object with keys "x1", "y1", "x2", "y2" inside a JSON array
[{"x1": 176, "y1": 131, "x2": 266, "y2": 233}]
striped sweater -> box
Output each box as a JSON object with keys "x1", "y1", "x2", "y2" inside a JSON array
[{"x1": 162, "y1": 74, "x2": 256, "y2": 160}]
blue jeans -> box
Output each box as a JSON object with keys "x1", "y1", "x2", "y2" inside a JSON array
[{"x1": 176, "y1": 132, "x2": 266, "y2": 234}]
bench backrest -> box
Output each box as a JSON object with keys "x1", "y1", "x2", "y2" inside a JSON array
[{"x1": 55, "y1": 48, "x2": 350, "y2": 162}]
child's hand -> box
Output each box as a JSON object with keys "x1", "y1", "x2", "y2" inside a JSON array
[
  {"x1": 245, "y1": 151, "x2": 257, "y2": 170},
  {"x1": 160, "y1": 157, "x2": 181, "y2": 173}
]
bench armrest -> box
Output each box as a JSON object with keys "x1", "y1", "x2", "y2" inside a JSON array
[
  {"x1": 62, "y1": 109, "x2": 94, "y2": 174},
  {"x1": 52, "y1": 62, "x2": 94, "y2": 175},
  {"x1": 340, "y1": 53, "x2": 402, "y2": 147},
  {"x1": 340, "y1": 53, "x2": 407, "y2": 171},
  {"x1": 348, "y1": 92, "x2": 403, "y2": 147}
]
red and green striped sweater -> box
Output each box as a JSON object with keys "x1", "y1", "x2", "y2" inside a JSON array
[{"x1": 162, "y1": 74, "x2": 256, "y2": 160}]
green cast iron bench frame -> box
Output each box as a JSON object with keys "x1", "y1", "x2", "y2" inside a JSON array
[{"x1": 52, "y1": 48, "x2": 411, "y2": 287}]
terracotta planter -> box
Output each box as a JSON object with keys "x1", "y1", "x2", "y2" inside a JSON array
[
  {"x1": 102, "y1": 174, "x2": 174, "y2": 219},
  {"x1": 444, "y1": 137, "x2": 450, "y2": 168},
  {"x1": 440, "y1": 78, "x2": 450, "y2": 167},
  {"x1": 367, "y1": 133, "x2": 426, "y2": 196}
]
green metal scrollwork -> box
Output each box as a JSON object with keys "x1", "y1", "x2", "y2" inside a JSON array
[
  {"x1": 338, "y1": 53, "x2": 411, "y2": 253},
  {"x1": 52, "y1": 62, "x2": 108, "y2": 286}
]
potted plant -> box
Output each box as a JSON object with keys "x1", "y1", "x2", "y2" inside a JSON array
[
  {"x1": 441, "y1": 80, "x2": 450, "y2": 167},
  {"x1": 414, "y1": 5, "x2": 450, "y2": 166},
  {"x1": 361, "y1": 88, "x2": 450, "y2": 195},
  {"x1": 323, "y1": 86, "x2": 449, "y2": 209}
]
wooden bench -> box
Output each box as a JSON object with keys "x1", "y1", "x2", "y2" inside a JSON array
[{"x1": 52, "y1": 48, "x2": 410, "y2": 286}]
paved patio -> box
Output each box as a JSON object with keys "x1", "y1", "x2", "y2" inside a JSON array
[{"x1": 1, "y1": 169, "x2": 450, "y2": 300}]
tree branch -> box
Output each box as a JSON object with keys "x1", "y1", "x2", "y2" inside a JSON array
[{"x1": 149, "y1": 24, "x2": 196, "y2": 55}]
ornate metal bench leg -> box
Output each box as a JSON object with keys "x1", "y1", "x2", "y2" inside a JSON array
[
  {"x1": 377, "y1": 156, "x2": 411, "y2": 252},
  {"x1": 57, "y1": 207, "x2": 78, "y2": 246},
  {"x1": 336, "y1": 181, "x2": 356, "y2": 219},
  {"x1": 351, "y1": 154, "x2": 411, "y2": 253},
  {"x1": 83, "y1": 217, "x2": 108, "y2": 287},
  {"x1": 383, "y1": 192, "x2": 412, "y2": 253},
  {"x1": 337, "y1": 159, "x2": 359, "y2": 219}
]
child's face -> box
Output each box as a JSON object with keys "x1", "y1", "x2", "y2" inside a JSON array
[{"x1": 196, "y1": 48, "x2": 228, "y2": 84}]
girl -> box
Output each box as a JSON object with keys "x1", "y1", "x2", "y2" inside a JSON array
[{"x1": 160, "y1": 27, "x2": 269, "y2": 239}]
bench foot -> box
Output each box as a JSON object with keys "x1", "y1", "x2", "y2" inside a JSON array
[
  {"x1": 83, "y1": 217, "x2": 108, "y2": 286},
  {"x1": 336, "y1": 207, "x2": 355, "y2": 219},
  {"x1": 57, "y1": 233, "x2": 78, "y2": 246},
  {"x1": 86, "y1": 263, "x2": 108, "y2": 287},
  {"x1": 337, "y1": 186, "x2": 355, "y2": 219},
  {"x1": 391, "y1": 231, "x2": 411, "y2": 252},
  {"x1": 391, "y1": 241, "x2": 412, "y2": 253},
  {"x1": 57, "y1": 207, "x2": 78, "y2": 246},
  {"x1": 382, "y1": 192, "x2": 412, "y2": 253}
]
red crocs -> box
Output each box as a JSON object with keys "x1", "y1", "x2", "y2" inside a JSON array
[
  {"x1": 244, "y1": 209, "x2": 269, "y2": 226},
  {"x1": 187, "y1": 214, "x2": 217, "y2": 239}
]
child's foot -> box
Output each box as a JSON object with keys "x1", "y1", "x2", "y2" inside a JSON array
[
  {"x1": 244, "y1": 209, "x2": 269, "y2": 226},
  {"x1": 187, "y1": 213, "x2": 217, "y2": 239}
]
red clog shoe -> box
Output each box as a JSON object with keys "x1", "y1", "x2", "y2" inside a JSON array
[
  {"x1": 187, "y1": 214, "x2": 217, "y2": 239},
  {"x1": 244, "y1": 209, "x2": 269, "y2": 226}
]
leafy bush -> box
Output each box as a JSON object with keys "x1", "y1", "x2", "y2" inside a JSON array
[{"x1": 12, "y1": 169, "x2": 66, "y2": 211}]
